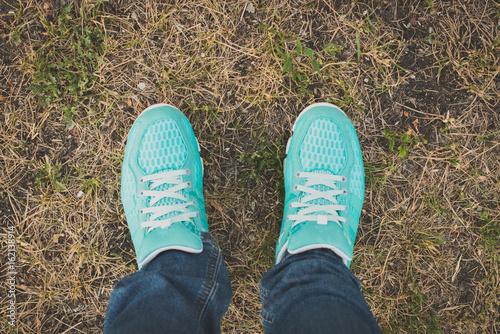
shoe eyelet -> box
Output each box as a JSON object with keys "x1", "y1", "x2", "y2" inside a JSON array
[
  {"x1": 140, "y1": 209, "x2": 144, "y2": 214},
  {"x1": 187, "y1": 181, "x2": 192, "y2": 188},
  {"x1": 185, "y1": 169, "x2": 191, "y2": 175},
  {"x1": 342, "y1": 188, "x2": 347, "y2": 195},
  {"x1": 139, "y1": 178, "x2": 144, "y2": 184},
  {"x1": 293, "y1": 184, "x2": 298, "y2": 191},
  {"x1": 295, "y1": 171, "x2": 300, "y2": 178},
  {"x1": 192, "y1": 199, "x2": 197, "y2": 206},
  {"x1": 341, "y1": 176, "x2": 347, "y2": 182},
  {"x1": 139, "y1": 191, "x2": 144, "y2": 196}
]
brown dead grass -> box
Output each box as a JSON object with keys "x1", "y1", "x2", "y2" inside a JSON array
[{"x1": 0, "y1": 0, "x2": 499, "y2": 333}]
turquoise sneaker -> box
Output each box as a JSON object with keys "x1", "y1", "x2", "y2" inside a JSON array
[
  {"x1": 276, "y1": 103, "x2": 365, "y2": 267},
  {"x1": 121, "y1": 104, "x2": 208, "y2": 269}
]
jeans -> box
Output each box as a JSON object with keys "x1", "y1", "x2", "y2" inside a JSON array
[{"x1": 104, "y1": 233, "x2": 381, "y2": 334}]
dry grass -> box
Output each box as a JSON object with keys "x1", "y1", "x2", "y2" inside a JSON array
[{"x1": 1, "y1": 0, "x2": 499, "y2": 333}]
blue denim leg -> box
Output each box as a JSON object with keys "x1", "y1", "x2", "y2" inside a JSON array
[
  {"x1": 104, "y1": 233, "x2": 232, "y2": 334},
  {"x1": 260, "y1": 250, "x2": 381, "y2": 334}
]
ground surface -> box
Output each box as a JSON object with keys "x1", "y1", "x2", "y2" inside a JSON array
[{"x1": 1, "y1": 0, "x2": 499, "y2": 333}]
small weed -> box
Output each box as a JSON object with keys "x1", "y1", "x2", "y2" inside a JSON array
[
  {"x1": 322, "y1": 42, "x2": 344, "y2": 58},
  {"x1": 61, "y1": 105, "x2": 78, "y2": 129},
  {"x1": 424, "y1": 34, "x2": 437, "y2": 45},
  {"x1": 412, "y1": 231, "x2": 445, "y2": 254},
  {"x1": 35, "y1": 163, "x2": 66, "y2": 192},
  {"x1": 365, "y1": 162, "x2": 398, "y2": 189},
  {"x1": 398, "y1": 133, "x2": 415, "y2": 158},
  {"x1": 383, "y1": 129, "x2": 397, "y2": 152},
  {"x1": 8, "y1": 24, "x2": 23, "y2": 43},
  {"x1": 436, "y1": 57, "x2": 450, "y2": 79},
  {"x1": 476, "y1": 129, "x2": 500, "y2": 142},
  {"x1": 259, "y1": 24, "x2": 342, "y2": 90},
  {"x1": 383, "y1": 129, "x2": 427, "y2": 158},
  {"x1": 238, "y1": 134, "x2": 286, "y2": 199},
  {"x1": 298, "y1": 40, "x2": 321, "y2": 73},
  {"x1": 423, "y1": 0, "x2": 434, "y2": 9},
  {"x1": 479, "y1": 211, "x2": 500, "y2": 249},
  {"x1": 424, "y1": 193, "x2": 450, "y2": 216},
  {"x1": 356, "y1": 31, "x2": 361, "y2": 63},
  {"x1": 82, "y1": 176, "x2": 101, "y2": 195}
]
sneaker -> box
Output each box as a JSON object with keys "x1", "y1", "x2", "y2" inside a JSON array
[
  {"x1": 121, "y1": 104, "x2": 208, "y2": 269},
  {"x1": 276, "y1": 103, "x2": 365, "y2": 267}
]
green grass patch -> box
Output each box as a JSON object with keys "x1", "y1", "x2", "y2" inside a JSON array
[
  {"x1": 479, "y1": 210, "x2": 500, "y2": 252},
  {"x1": 238, "y1": 134, "x2": 286, "y2": 199},
  {"x1": 35, "y1": 162, "x2": 66, "y2": 192},
  {"x1": 28, "y1": 4, "x2": 106, "y2": 127},
  {"x1": 383, "y1": 129, "x2": 427, "y2": 158},
  {"x1": 258, "y1": 24, "x2": 343, "y2": 91},
  {"x1": 386, "y1": 290, "x2": 442, "y2": 334}
]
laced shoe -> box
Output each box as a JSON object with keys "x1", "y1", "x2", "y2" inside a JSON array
[
  {"x1": 121, "y1": 104, "x2": 207, "y2": 269},
  {"x1": 276, "y1": 103, "x2": 365, "y2": 267}
]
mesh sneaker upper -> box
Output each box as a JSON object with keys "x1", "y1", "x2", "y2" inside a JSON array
[
  {"x1": 137, "y1": 119, "x2": 191, "y2": 228},
  {"x1": 299, "y1": 118, "x2": 346, "y2": 174},
  {"x1": 296, "y1": 118, "x2": 349, "y2": 215},
  {"x1": 350, "y1": 154, "x2": 364, "y2": 200},
  {"x1": 138, "y1": 119, "x2": 188, "y2": 174}
]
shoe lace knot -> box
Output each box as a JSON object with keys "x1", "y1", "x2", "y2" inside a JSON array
[{"x1": 139, "y1": 169, "x2": 197, "y2": 233}]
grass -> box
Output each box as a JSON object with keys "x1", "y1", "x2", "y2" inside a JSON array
[
  {"x1": 0, "y1": 0, "x2": 499, "y2": 333},
  {"x1": 27, "y1": 3, "x2": 106, "y2": 127},
  {"x1": 237, "y1": 133, "x2": 286, "y2": 199},
  {"x1": 383, "y1": 128, "x2": 428, "y2": 158}
]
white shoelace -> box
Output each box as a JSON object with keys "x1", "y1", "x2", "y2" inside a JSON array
[
  {"x1": 287, "y1": 171, "x2": 347, "y2": 228},
  {"x1": 139, "y1": 169, "x2": 197, "y2": 233}
]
